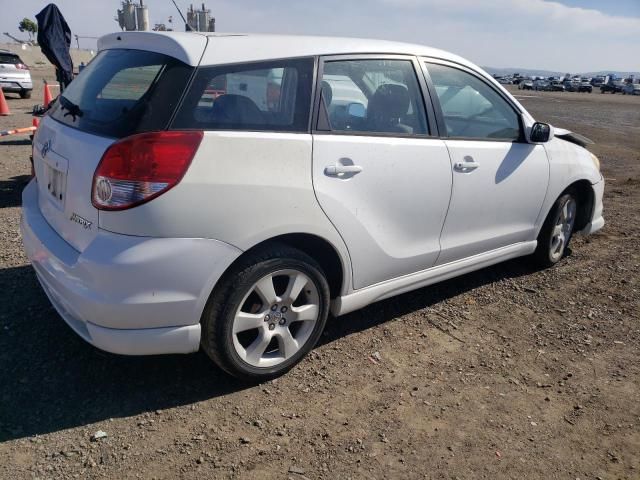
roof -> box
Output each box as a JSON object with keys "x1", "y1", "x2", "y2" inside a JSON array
[
  {"x1": 95, "y1": 31, "x2": 524, "y2": 110},
  {"x1": 98, "y1": 31, "x2": 473, "y2": 70},
  {"x1": 97, "y1": 31, "x2": 530, "y2": 121}
]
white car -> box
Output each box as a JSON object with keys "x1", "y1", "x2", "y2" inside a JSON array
[
  {"x1": 0, "y1": 49, "x2": 33, "y2": 98},
  {"x1": 21, "y1": 32, "x2": 604, "y2": 380},
  {"x1": 622, "y1": 82, "x2": 640, "y2": 95}
]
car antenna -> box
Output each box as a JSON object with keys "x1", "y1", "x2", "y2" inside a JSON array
[{"x1": 169, "y1": 0, "x2": 193, "y2": 31}]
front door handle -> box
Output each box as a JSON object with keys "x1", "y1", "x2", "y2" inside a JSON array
[
  {"x1": 325, "y1": 164, "x2": 363, "y2": 176},
  {"x1": 453, "y1": 157, "x2": 480, "y2": 172}
]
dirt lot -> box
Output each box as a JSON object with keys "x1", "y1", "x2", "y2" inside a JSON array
[{"x1": 1, "y1": 73, "x2": 639, "y2": 479}]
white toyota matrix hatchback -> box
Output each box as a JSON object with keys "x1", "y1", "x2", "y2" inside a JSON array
[{"x1": 22, "y1": 32, "x2": 604, "y2": 380}]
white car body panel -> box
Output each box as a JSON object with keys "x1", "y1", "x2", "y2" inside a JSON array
[
  {"x1": 32, "y1": 116, "x2": 114, "y2": 252},
  {"x1": 333, "y1": 241, "x2": 537, "y2": 316},
  {"x1": 437, "y1": 141, "x2": 549, "y2": 265},
  {"x1": 536, "y1": 137, "x2": 604, "y2": 234},
  {"x1": 21, "y1": 180, "x2": 240, "y2": 354},
  {"x1": 312, "y1": 135, "x2": 452, "y2": 289},
  {"x1": 99, "y1": 132, "x2": 351, "y2": 287},
  {"x1": 20, "y1": 32, "x2": 605, "y2": 357}
]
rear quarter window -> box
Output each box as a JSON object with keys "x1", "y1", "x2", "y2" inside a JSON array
[
  {"x1": 172, "y1": 57, "x2": 314, "y2": 133},
  {"x1": 49, "y1": 49, "x2": 193, "y2": 139}
]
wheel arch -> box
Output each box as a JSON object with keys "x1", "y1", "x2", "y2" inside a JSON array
[
  {"x1": 564, "y1": 179, "x2": 595, "y2": 232},
  {"x1": 214, "y1": 233, "x2": 349, "y2": 301},
  {"x1": 538, "y1": 179, "x2": 594, "y2": 236}
]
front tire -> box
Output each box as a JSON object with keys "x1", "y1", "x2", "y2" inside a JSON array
[
  {"x1": 201, "y1": 244, "x2": 330, "y2": 381},
  {"x1": 19, "y1": 89, "x2": 31, "y2": 99},
  {"x1": 533, "y1": 193, "x2": 577, "y2": 268}
]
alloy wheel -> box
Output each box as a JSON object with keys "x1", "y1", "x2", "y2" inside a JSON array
[
  {"x1": 549, "y1": 197, "x2": 576, "y2": 262},
  {"x1": 231, "y1": 269, "x2": 320, "y2": 368}
]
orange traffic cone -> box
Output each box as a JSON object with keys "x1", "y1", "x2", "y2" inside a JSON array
[
  {"x1": 43, "y1": 81, "x2": 53, "y2": 105},
  {"x1": 0, "y1": 88, "x2": 10, "y2": 116},
  {"x1": 32, "y1": 117, "x2": 40, "y2": 128}
]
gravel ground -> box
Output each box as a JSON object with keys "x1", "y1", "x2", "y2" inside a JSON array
[{"x1": 0, "y1": 74, "x2": 639, "y2": 480}]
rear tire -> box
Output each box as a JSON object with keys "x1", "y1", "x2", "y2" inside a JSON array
[
  {"x1": 201, "y1": 244, "x2": 330, "y2": 381},
  {"x1": 533, "y1": 193, "x2": 577, "y2": 268},
  {"x1": 19, "y1": 89, "x2": 31, "y2": 99}
]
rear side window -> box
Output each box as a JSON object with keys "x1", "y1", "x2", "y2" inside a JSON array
[
  {"x1": 49, "y1": 49, "x2": 193, "y2": 138},
  {"x1": 172, "y1": 58, "x2": 314, "y2": 132},
  {"x1": 318, "y1": 59, "x2": 428, "y2": 136}
]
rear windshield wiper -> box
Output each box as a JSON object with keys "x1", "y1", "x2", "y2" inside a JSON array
[{"x1": 60, "y1": 96, "x2": 84, "y2": 122}]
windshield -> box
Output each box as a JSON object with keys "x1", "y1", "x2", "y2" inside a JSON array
[{"x1": 49, "y1": 49, "x2": 193, "y2": 138}]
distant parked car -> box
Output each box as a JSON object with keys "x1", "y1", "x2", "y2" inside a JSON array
[
  {"x1": 533, "y1": 79, "x2": 550, "y2": 91},
  {"x1": 518, "y1": 79, "x2": 533, "y2": 90},
  {"x1": 550, "y1": 81, "x2": 565, "y2": 92},
  {"x1": 591, "y1": 76, "x2": 605, "y2": 87},
  {"x1": 622, "y1": 82, "x2": 640, "y2": 95},
  {"x1": 0, "y1": 49, "x2": 33, "y2": 98},
  {"x1": 578, "y1": 79, "x2": 592, "y2": 93},
  {"x1": 600, "y1": 78, "x2": 624, "y2": 94}
]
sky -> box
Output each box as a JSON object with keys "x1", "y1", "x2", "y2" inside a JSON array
[{"x1": 1, "y1": 0, "x2": 638, "y2": 72}]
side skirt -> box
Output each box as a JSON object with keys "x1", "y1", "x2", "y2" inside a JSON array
[{"x1": 331, "y1": 241, "x2": 537, "y2": 316}]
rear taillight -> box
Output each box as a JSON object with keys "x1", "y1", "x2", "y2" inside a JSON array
[
  {"x1": 16, "y1": 63, "x2": 29, "y2": 70},
  {"x1": 92, "y1": 131, "x2": 203, "y2": 210}
]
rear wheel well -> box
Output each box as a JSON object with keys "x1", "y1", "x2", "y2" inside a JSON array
[
  {"x1": 564, "y1": 180, "x2": 594, "y2": 231},
  {"x1": 221, "y1": 234, "x2": 345, "y2": 299},
  {"x1": 266, "y1": 234, "x2": 344, "y2": 298}
]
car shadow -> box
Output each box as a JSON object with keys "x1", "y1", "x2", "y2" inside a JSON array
[
  {"x1": 0, "y1": 175, "x2": 31, "y2": 208},
  {"x1": 494, "y1": 143, "x2": 532, "y2": 184},
  {"x1": 319, "y1": 256, "x2": 542, "y2": 346},
  {"x1": 0, "y1": 256, "x2": 543, "y2": 442}
]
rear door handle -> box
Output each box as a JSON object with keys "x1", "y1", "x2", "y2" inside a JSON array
[{"x1": 324, "y1": 164, "x2": 363, "y2": 176}]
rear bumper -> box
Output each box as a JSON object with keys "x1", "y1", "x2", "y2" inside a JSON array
[
  {"x1": 0, "y1": 80, "x2": 32, "y2": 91},
  {"x1": 21, "y1": 180, "x2": 242, "y2": 355}
]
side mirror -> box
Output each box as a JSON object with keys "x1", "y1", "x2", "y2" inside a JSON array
[
  {"x1": 530, "y1": 122, "x2": 552, "y2": 143},
  {"x1": 347, "y1": 102, "x2": 366, "y2": 119}
]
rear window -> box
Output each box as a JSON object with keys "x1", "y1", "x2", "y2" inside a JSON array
[
  {"x1": 49, "y1": 49, "x2": 193, "y2": 138},
  {"x1": 0, "y1": 54, "x2": 21, "y2": 64},
  {"x1": 172, "y1": 57, "x2": 314, "y2": 132}
]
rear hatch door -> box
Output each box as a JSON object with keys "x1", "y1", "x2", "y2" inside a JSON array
[
  {"x1": 33, "y1": 47, "x2": 196, "y2": 252},
  {"x1": 33, "y1": 118, "x2": 113, "y2": 252}
]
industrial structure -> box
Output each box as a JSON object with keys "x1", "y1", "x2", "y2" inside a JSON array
[
  {"x1": 115, "y1": 1, "x2": 215, "y2": 33},
  {"x1": 116, "y1": 0, "x2": 150, "y2": 32},
  {"x1": 186, "y1": 4, "x2": 216, "y2": 32}
]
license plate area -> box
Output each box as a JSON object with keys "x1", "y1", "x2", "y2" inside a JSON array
[{"x1": 40, "y1": 151, "x2": 68, "y2": 210}]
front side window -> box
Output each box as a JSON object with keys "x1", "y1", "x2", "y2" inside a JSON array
[
  {"x1": 319, "y1": 59, "x2": 428, "y2": 135},
  {"x1": 426, "y1": 63, "x2": 521, "y2": 141},
  {"x1": 172, "y1": 58, "x2": 314, "y2": 132}
]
